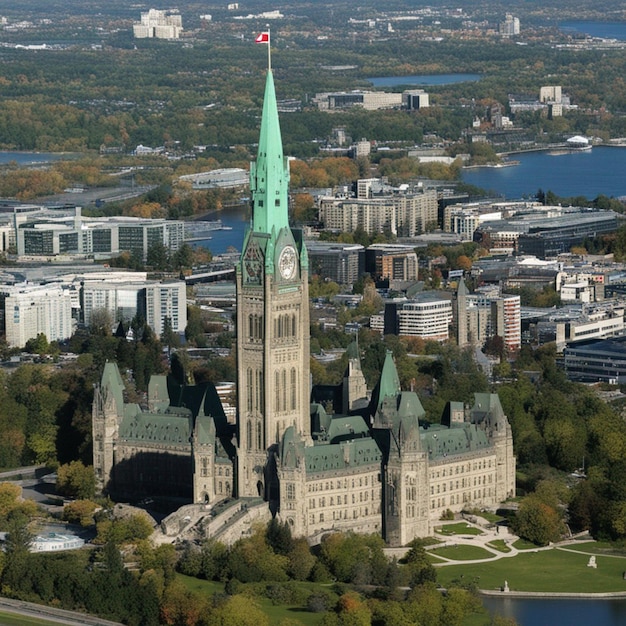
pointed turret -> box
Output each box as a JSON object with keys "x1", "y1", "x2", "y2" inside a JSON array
[
  {"x1": 249, "y1": 70, "x2": 290, "y2": 236},
  {"x1": 371, "y1": 350, "x2": 402, "y2": 414}
]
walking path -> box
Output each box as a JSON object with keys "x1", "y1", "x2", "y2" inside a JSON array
[{"x1": 414, "y1": 515, "x2": 594, "y2": 566}]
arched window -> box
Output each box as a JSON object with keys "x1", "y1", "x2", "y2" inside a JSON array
[
  {"x1": 246, "y1": 420, "x2": 252, "y2": 450},
  {"x1": 246, "y1": 368, "x2": 253, "y2": 412},
  {"x1": 292, "y1": 314, "x2": 297, "y2": 337},
  {"x1": 290, "y1": 368, "x2": 297, "y2": 410},
  {"x1": 256, "y1": 421, "x2": 262, "y2": 450},
  {"x1": 275, "y1": 371, "x2": 280, "y2": 411},
  {"x1": 281, "y1": 369, "x2": 287, "y2": 413},
  {"x1": 255, "y1": 370, "x2": 263, "y2": 411}
]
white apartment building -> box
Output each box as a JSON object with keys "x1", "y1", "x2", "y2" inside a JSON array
[
  {"x1": 133, "y1": 9, "x2": 183, "y2": 39},
  {"x1": 82, "y1": 279, "x2": 187, "y2": 336},
  {"x1": 397, "y1": 294, "x2": 453, "y2": 341},
  {"x1": 446, "y1": 207, "x2": 502, "y2": 242},
  {"x1": 319, "y1": 190, "x2": 437, "y2": 237},
  {"x1": 145, "y1": 281, "x2": 187, "y2": 335},
  {"x1": 82, "y1": 282, "x2": 147, "y2": 328},
  {"x1": 2, "y1": 284, "x2": 74, "y2": 347},
  {"x1": 320, "y1": 197, "x2": 397, "y2": 236}
]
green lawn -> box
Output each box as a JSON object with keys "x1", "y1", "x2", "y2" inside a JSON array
[
  {"x1": 485, "y1": 539, "x2": 511, "y2": 553},
  {"x1": 434, "y1": 523, "x2": 484, "y2": 536},
  {"x1": 429, "y1": 544, "x2": 496, "y2": 561},
  {"x1": 560, "y1": 541, "x2": 626, "y2": 556},
  {"x1": 436, "y1": 547, "x2": 626, "y2": 593},
  {"x1": 476, "y1": 511, "x2": 504, "y2": 524}
]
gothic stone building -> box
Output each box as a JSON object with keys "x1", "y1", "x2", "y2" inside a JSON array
[{"x1": 92, "y1": 67, "x2": 515, "y2": 546}]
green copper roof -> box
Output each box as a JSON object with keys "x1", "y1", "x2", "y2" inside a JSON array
[
  {"x1": 250, "y1": 69, "x2": 290, "y2": 236},
  {"x1": 375, "y1": 351, "x2": 402, "y2": 412},
  {"x1": 421, "y1": 423, "x2": 491, "y2": 459},
  {"x1": 101, "y1": 362, "x2": 125, "y2": 414},
  {"x1": 119, "y1": 411, "x2": 193, "y2": 445}
]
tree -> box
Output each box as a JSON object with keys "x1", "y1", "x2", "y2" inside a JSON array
[
  {"x1": 1, "y1": 516, "x2": 33, "y2": 594},
  {"x1": 211, "y1": 594, "x2": 269, "y2": 626},
  {"x1": 511, "y1": 494, "x2": 565, "y2": 546},
  {"x1": 171, "y1": 243, "x2": 194, "y2": 270},
  {"x1": 56, "y1": 460, "x2": 96, "y2": 499},
  {"x1": 63, "y1": 499, "x2": 99, "y2": 526},
  {"x1": 403, "y1": 539, "x2": 437, "y2": 587},
  {"x1": 24, "y1": 333, "x2": 50, "y2": 355},
  {"x1": 90, "y1": 308, "x2": 113, "y2": 336},
  {"x1": 146, "y1": 241, "x2": 170, "y2": 271}
]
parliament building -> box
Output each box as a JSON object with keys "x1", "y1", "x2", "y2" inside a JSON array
[{"x1": 92, "y1": 68, "x2": 515, "y2": 546}]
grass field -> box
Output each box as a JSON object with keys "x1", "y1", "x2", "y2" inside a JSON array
[
  {"x1": 485, "y1": 539, "x2": 511, "y2": 553},
  {"x1": 0, "y1": 611, "x2": 69, "y2": 626},
  {"x1": 436, "y1": 546, "x2": 626, "y2": 593},
  {"x1": 434, "y1": 523, "x2": 484, "y2": 536},
  {"x1": 429, "y1": 544, "x2": 496, "y2": 561}
]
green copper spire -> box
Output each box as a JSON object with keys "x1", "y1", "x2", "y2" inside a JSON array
[
  {"x1": 249, "y1": 69, "x2": 290, "y2": 235},
  {"x1": 377, "y1": 350, "x2": 402, "y2": 410}
]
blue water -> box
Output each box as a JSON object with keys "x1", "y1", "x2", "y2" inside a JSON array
[
  {"x1": 560, "y1": 21, "x2": 626, "y2": 41},
  {"x1": 483, "y1": 596, "x2": 626, "y2": 626},
  {"x1": 192, "y1": 206, "x2": 249, "y2": 254},
  {"x1": 461, "y1": 147, "x2": 626, "y2": 201},
  {"x1": 368, "y1": 73, "x2": 481, "y2": 87},
  {"x1": 0, "y1": 151, "x2": 71, "y2": 165}
]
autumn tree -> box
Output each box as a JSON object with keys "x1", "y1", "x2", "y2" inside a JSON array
[{"x1": 56, "y1": 460, "x2": 96, "y2": 500}]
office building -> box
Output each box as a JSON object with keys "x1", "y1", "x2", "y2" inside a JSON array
[{"x1": 306, "y1": 242, "x2": 365, "y2": 285}]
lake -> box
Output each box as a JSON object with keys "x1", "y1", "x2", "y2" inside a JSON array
[
  {"x1": 461, "y1": 147, "x2": 626, "y2": 201},
  {"x1": 368, "y1": 73, "x2": 481, "y2": 88},
  {"x1": 483, "y1": 595, "x2": 626, "y2": 626},
  {"x1": 559, "y1": 21, "x2": 626, "y2": 41}
]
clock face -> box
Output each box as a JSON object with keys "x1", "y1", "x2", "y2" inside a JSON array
[{"x1": 278, "y1": 245, "x2": 297, "y2": 280}]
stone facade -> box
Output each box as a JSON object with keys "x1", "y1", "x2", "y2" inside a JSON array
[{"x1": 92, "y1": 66, "x2": 515, "y2": 547}]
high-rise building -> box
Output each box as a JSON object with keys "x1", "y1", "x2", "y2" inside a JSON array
[
  {"x1": 491, "y1": 295, "x2": 522, "y2": 353},
  {"x1": 133, "y1": 9, "x2": 183, "y2": 39},
  {"x1": 1, "y1": 284, "x2": 74, "y2": 347}
]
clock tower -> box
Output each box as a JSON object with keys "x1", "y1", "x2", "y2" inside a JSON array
[{"x1": 236, "y1": 68, "x2": 310, "y2": 502}]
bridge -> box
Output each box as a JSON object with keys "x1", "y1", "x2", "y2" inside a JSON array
[{"x1": 184, "y1": 268, "x2": 235, "y2": 284}]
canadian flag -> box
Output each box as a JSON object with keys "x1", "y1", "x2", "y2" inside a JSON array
[{"x1": 255, "y1": 32, "x2": 269, "y2": 43}]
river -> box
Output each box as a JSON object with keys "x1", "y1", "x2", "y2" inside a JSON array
[
  {"x1": 461, "y1": 146, "x2": 626, "y2": 201},
  {"x1": 483, "y1": 595, "x2": 626, "y2": 626},
  {"x1": 368, "y1": 73, "x2": 481, "y2": 87},
  {"x1": 0, "y1": 151, "x2": 76, "y2": 165},
  {"x1": 559, "y1": 21, "x2": 626, "y2": 41}
]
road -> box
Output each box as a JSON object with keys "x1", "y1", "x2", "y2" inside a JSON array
[{"x1": 0, "y1": 598, "x2": 123, "y2": 626}]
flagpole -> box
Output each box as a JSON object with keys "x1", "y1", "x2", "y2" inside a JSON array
[{"x1": 267, "y1": 26, "x2": 271, "y2": 71}]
